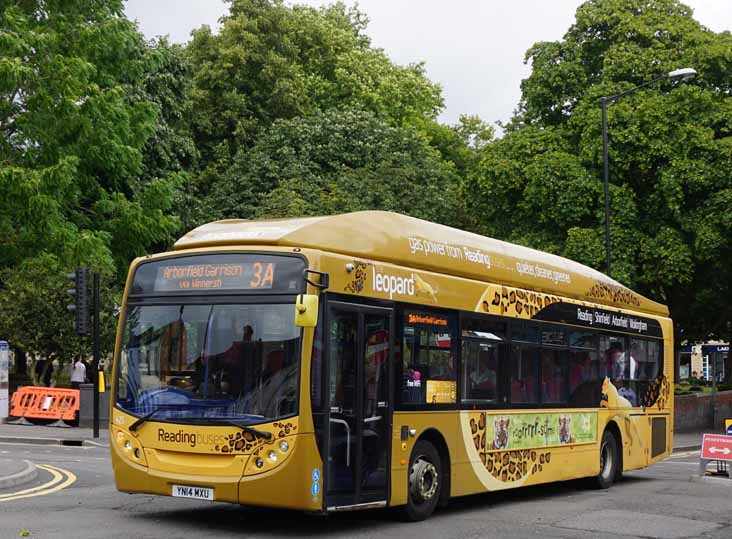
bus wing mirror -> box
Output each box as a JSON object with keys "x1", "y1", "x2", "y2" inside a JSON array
[{"x1": 295, "y1": 294, "x2": 319, "y2": 327}]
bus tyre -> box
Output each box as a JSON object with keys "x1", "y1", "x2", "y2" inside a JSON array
[
  {"x1": 595, "y1": 430, "x2": 618, "y2": 489},
  {"x1": 402, "y1": 440, "x2": 441, "y2": 521}
]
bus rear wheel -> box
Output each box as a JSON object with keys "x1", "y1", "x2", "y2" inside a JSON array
[
  {"x1": 402, "y1": 440, "x2": 441, "y2": 521},
  {"x1": 595, "y1": 430, "x2": 618, "y2": 489}
]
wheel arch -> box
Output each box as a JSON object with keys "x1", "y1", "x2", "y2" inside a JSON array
[
  {"x1": 417, "y1": 428, "x2": 451, "y2": 507},
  {"x1": 604, "y1": 419, "x2": 624, "y2": 478}
]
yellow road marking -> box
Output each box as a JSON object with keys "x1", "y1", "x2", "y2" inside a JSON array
[
  {"x1": 0, "y1": 464, "x2": 76, "y2": 502},
  {"x1": 668, "y1": 450, "x2": 700, "y2": 459},
  {"x1": 0, "y1": 465, "x2": 63, "y2": 499}
]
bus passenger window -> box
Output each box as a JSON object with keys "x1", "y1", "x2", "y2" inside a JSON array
[
  {"x1": 461, "y1": 320, "x2": 505, "y2": 404},
  {"x1": 629, "y1": 339, "x2": 648, "y2": 380},
  {"x1": 540, "y1": 348, "x2": 567, "y2": 403},
  {"x1": 462, "y1": 341, "x2": 498, "y2": 402},
  {"x1": 401, "y1": 312, "x2": 457, "y2": 405},
  {"x1": 568, "y1": 330, "x2": 598, "y2": 407},
  {"x1": 601, "y1": 335, "x2": 637, "y2": 406},
  {"x1": 511, "y1": 345, "x2": 538, "y2": 404},
  {"x1": 646, "y1": 340, "x2": 662, "y2": 380}
]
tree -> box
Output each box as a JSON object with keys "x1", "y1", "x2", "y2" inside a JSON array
[
  {"x1": 466, "y1": 0, "x2": 732, "y2": 378},
  {"x1": 0, "y1": 1, "x2": 182, "y2": 366},
  {"x1": 0, "y1": 255, "x2": 119, "y2": 385},
  {"x1": 184, "y1": 0, "x2": 445, "y2": 223},
  {"x1": 210, "y1": 108, "x2": 462, "y2": 225}
]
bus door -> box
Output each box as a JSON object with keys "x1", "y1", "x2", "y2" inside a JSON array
[{"x1": 325, "y1": 301, "x2": 393, "y2": 510}]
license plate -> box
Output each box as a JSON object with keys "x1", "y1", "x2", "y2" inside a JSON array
[{"x1": 172, "y1": 484, "x2": 214, "y2": 501}]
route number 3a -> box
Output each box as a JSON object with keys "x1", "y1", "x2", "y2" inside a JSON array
[{"x1": 249, "y1": 262, "x2": 274, "y2": 288}]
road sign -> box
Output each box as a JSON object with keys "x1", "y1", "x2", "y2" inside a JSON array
[
  {"x1": 701, "y1": 434, "x2": 732, "y2": 462},
  {"x1": 725, "y1": 419, "x2": 732, "y2": 436}
]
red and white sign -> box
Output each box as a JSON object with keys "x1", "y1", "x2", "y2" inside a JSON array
[{"x1": 701, "y1": 433, "x2": 732, "y2": 461}]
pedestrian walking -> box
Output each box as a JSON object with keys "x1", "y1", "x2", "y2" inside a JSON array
[{"x1": 70, "y1": 357, "x2": 86, "y2": 390}]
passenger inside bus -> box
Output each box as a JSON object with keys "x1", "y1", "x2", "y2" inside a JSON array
[
  {"x1": 467, "y1": 348, "x2": 497, "y2": 400},
  {"x1": 541, "y1": 349, "x2": 566, "y2": 403}
]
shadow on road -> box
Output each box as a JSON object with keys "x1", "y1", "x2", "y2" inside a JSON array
[{"x1": 126, "y1": 476, "x2": 653, "y2": 536}]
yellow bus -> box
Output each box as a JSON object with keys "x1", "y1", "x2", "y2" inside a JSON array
[{"x1": 110, "y1": 211, "x2": 673, "y2": 520}]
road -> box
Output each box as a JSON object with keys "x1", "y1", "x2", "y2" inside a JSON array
[{"x1": 1, "y1": 442, "x2": 730, "y2": 539}]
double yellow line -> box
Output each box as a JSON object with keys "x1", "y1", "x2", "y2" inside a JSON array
[{"x1": 0, "y1": 464, "x2": 76, "y2": 502}]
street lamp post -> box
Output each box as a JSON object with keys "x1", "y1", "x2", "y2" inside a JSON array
[{"x1": 600, "y1": 67, "x2": 696, "y2": 277}]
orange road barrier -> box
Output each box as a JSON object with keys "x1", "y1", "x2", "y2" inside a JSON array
[{"x1": 10, "y1": 386, "x2": 80, "y2": 421}]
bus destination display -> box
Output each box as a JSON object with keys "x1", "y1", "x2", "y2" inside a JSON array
[{"x1": 154, "y1": 261, "x2": 276, "y2": 291}]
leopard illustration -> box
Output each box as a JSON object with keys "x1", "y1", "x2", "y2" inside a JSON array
[
  {"x1": 586, "y1": 280, "x2": 641, "y2": 308},
  {"x1": 344, "y1": 261, "x2": 370, "y2": 294},
  {"x1": 481, "y1": 285, "x2": 561, "y2": 319},
  {"x1": 640, "y1": 375, "x2": 670, "y2": 409},
  {"x1": 469, "y1": 412, "x2": 552, "y2": 483},
  {"x1": 214, "y1": 421, "x2": 297, "y2": 454}
]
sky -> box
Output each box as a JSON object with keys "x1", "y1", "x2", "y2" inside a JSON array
[{"x1": 124, "y1": 0, "x2": 732, "y2": 128}]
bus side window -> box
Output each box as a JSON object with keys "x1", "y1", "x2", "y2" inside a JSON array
[
  {"x1": 646, "y1": 340, "x2": 662, "y2": 380},
  {"x1": 511, "y1": 344, "x2": 539, "y2": 404},
  {"x1": 568, "y1": 330, "x2": 598, "y2": 407},
  {"x1": 601, "y1": 334, "x2": 638, "y2": 406},
  {"x1": 460, "y1": 318, "x2": 506, "y2": 404},
  {"x1": 540, "y1": 348, "x2": 567, "y2": 404},
  {"x1": 401, "y1": 312, "x2": 457, "y2": 405},
  {"x1": 510, "y1": 324, "x2": 539, "y2": 404},
  {"x1": 631, "y1": 338, "x2": 664, "y2": 407}
]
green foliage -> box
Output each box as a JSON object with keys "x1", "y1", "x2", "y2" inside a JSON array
[
  {"x1": 0, "y1": 0, "x2": 472, "y2": 366},
  {"x1": 210, "y1": 108, "x2": 462, "y2": 225},
  {"x1": 0, "y1": 0, "x2": 183, "y2": 362},
  {"x1": 0, "y1": 254, "x2": 119, "y2": 374},
  {"x1": 185, "y1": 0, "x2": 445, "y2": 217},
  {"x1": 467, "y1": 0, "x2": 732, "y2": 350}
]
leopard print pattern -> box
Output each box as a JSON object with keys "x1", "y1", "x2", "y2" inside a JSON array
[
  {"x1": 481, "y1": 285, "x2": 561, "y2": 318},
  {"x1": 344, "y1": 261, "x2": 370, "y2": 294},
  {"x1": 214, "y1": 421, "x2": 297, "y2": 454},
  {"x1": 586, "y1": 280, "x2": 641, "y2": 308},
  {"x1": 640, "y1": 375, "x2": 670, "y2": 409},
  {"x1": 469, "y1": 413, "x2": 552, "y2": 483}
]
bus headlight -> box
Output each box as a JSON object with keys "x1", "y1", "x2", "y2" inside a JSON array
[
  {"x1": 124, "y1": 440, "x2": 132, "y2": 452},
  {"x1": 279, "y1": 441, "x2": 289, "y2": 453},
  {"x1": 267, "y1": 450, "x2": 277, "y2": 463},
  {"x1": 256, "y1": 458, "x2": 264, "y2": 468}
]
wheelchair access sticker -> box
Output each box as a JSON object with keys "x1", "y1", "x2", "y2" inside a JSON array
[{"x1": 311, "y1": 468, "x2": 321, "y2": 500}]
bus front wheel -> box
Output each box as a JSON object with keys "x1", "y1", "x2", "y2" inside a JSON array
[
  {"x1": 402, "y1": 440, "x2": 441, "y2": 521},
  {"x1": 595, "y1": 430, "x2": 619, "y2": 489}
]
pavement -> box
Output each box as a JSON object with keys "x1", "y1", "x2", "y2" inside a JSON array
[
  {"x1": 672, "y1": 430, "x2": 706, "y2": 452},
  {"x1": 0, "y1": 422, "x2": 109, "y2": 447},
  {"x1": 0, "y1": 457, "x2": 37, "y2": 489}
]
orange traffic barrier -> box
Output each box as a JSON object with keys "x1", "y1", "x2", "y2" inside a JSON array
[{"x1": 10, "y1": 386, "x2": 80, "y2": 421}]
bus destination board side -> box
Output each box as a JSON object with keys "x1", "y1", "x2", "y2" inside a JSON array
[{"x1": 533, "y1": 302, "x2": 663, "y2": 338}]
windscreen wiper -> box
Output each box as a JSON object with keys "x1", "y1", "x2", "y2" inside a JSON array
[
  {"x1": 218, "y1": 419, "x2": 272, "y2": 440},
  {"x1": 128, "y1": 404, "x2": 189, "y2": 432}
]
